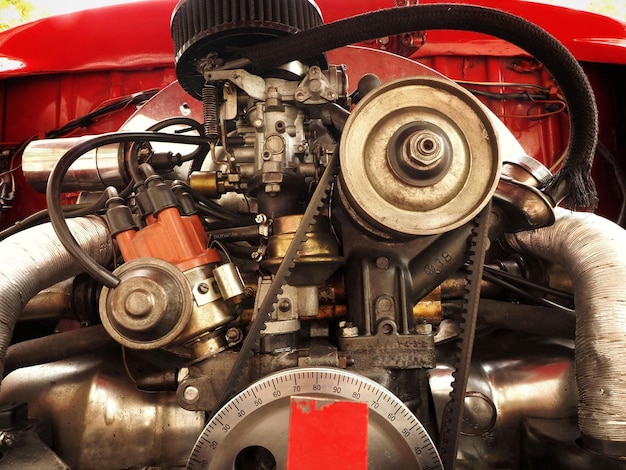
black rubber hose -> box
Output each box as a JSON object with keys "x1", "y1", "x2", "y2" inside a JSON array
[
  {"x1": 128, "y1": 117, "x2": 209, "y2": 184},
  {"x1": 46, "y1": 131, "x2": 214, "y2": 288},
  {"x1": 229, "y1": 4, "x2": 598, "y2": 209}
]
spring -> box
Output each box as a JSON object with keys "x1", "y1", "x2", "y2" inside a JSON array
[{"x1": 202, "y1": 83, "x2": 220, "y2": 142}]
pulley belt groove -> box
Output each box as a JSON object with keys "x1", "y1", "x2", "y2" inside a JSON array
[
  {"x1": 209, "y1": 152, "x2": 339, "y2": 420},
  {"x1": 438, "y1": 201, "x2": 492, "y2": 469}
]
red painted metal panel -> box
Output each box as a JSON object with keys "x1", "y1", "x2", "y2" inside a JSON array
[
  {"x1": 287, "y1": 397, "x2": 369, "y2": 470},
  {"x1": 0, "y1": 0, "x2": 624, "y2": 226},
  {"x1": 0, "y1": 0, "x2": 178, "y2": 77},
  {"x1": 1, "y1": 0, "x2": 625, "y2": 80}
]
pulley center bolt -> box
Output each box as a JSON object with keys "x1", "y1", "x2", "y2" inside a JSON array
[{"x1": 407, "y1": 130, "x2": 445, "y2": 166}]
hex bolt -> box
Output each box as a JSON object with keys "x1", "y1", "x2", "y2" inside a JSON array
[
  {"x1": 407, "y1": 130, "x2": 445, "y2": 166},
  {"x1": 416, "y1": 322, "x2": 433, "y2": 335},
  {"x1": 183, "y1": 385, "x2": 200, "y2": 404},
  {"x1": 226, "y1": 327, "x2": 243, "y2": 343}
]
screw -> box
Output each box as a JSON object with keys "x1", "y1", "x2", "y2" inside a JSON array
[
  {"x1": 375, "y1": 257, "x2": 390, "y2": 270},
  {"x1": 278, "y1": 298, "x2": 292, "y2": 312},
  {"x1": 183, "y1": 385, "x2": 200, "y2": 404},
  {"x1": 0, "y1": 431, "x2": 15, "y2": 447},
  {"x1": 197, "y1": 283, "x2": 210, "y2": 294}
]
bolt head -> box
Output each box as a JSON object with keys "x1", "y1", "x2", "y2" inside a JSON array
[
  {"x1": 183, "y1": 385, "x2": 200, "y2": 403},
  {"x1": 407, "y1": 131, "x2": 444, "y2": 166}
]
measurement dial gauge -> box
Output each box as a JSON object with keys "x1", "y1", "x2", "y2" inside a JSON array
[{"x1": 187, "y1": 367, "x2": 443, "y2": 469}]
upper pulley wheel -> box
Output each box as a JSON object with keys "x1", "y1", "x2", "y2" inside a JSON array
[
  {"x1": 171, "y1": 0, "x2": 325, "y2": 100},
  {"x1": 339, "y1": 76, "x2": 501, "y2": 236}
]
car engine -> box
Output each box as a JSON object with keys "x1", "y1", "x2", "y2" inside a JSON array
[{"x1": 0, "y1": 0, "x2": 625, "y2": 469}]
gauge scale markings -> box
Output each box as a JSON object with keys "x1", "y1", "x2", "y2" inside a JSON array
[{"x1": 187, "y1": 367, "x2": 442, "y2": 469}]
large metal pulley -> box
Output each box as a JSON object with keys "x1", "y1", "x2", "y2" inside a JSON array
[{"x1": 339, "y1": 76, "x2": 501, "y2": 236}]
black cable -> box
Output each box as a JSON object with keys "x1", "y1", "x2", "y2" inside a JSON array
[
  {"x1": 482, "y1": 271, "x2": 573, "y2": 313},
  {"x1": 127, "y1": 117, "x2": 209, "y2": 185},
  {"x1": 595, "y1": 141, "x2": 626, "y2": 226},
  {"x1": 229, "y1": 3, "x2": 598, "y2": 209},
  {"x1": 45, "y1": 90, "x2": 159, "y2": 139},
  {"x1": 173, "y1": 180, "x2": 246, "y2": 221},
  {"x1": 466, "y1": 89, "x2": 549, "y2": 101},
  {"x1": 0, "y1": 184, "x2": 130, "y2": 242},
  {"x1": 483, "y1": 265, "x2": 574, "y2": 301},
  {"x1": 46, "y1": 131, "x2": 214, "y2": 288}
]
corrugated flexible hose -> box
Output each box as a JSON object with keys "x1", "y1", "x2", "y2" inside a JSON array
[
  {"x1": 0, "y1": 216, "x2": 113, "y2": 388},
  {"x1": 507, "y1": 207, "x2": 626, "y2": 455}
]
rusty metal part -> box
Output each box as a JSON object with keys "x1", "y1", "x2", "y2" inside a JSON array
[
  {"x1": 413, "y1": 285, "x2": 443, "y2": 323},
  {"x1": 337, "y1": 319, "x2": 436, "y2": 369},
  {"x1": 209, "y1": 151, "x2": 339, "y2": 417},
  {"x1": 262, "y1": 214, "x2": 343, "y2": 286}
]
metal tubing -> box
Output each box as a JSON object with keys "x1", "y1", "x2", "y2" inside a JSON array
[
  {"x1": 507, "y1": 207, "x2": 626, "y2": 455},
  {"x1": 0, "y1": 216, "x2": 113, "y2": 387}
]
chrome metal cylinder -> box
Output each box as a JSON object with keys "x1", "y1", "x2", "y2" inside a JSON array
[{"x1": 22, "y1": 137, "x2": 126, "y2": 192}]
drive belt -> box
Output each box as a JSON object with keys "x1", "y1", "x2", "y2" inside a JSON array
[
  {"x1": 438, "y1": 200, "x2": 493, "y2": 470},
  {"x1": 209, "y1": 152, "x2": 339, "y2": 420}
]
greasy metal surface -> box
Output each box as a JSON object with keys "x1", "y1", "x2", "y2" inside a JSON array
[
  {"x1": 0, "y1": 353, "x2": 205, "y2": 469},
  {"x1": 430, "y1": 335, "x2": 577, "y2": 469},
  {"x1": 263, "y1": 214, "x2": 343, "y2": 286},
  {"x1": 340, "y1": 77, "x2": 500, "y2": 235},
  {"x1": 209, "y1": 151, "x2": 339, "y2": 421},
  {"x1": 187, "y1": 367, "x2": 442, "y2": 469},
  {"x1": 99, "y1": 258, "x2": 193, "y2": 349}
]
